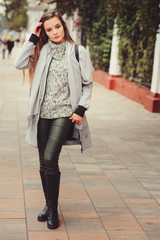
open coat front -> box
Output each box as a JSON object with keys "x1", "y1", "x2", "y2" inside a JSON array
[{"x1": 15, "y1": 38, "x2": 93, "y2": 151}]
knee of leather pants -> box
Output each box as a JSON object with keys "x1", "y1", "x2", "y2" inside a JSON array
[{"x1": 44, "y1": 139, "x2": 61, "y2": 175}]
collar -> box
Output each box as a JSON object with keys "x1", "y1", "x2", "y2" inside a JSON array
[{"x1": 48, "y1": 40, "x2": 66, "y2": 60}]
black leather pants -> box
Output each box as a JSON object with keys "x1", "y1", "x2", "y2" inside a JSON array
[{"x1": 37, "y1": 118, "x2": 71, "y2": 175}]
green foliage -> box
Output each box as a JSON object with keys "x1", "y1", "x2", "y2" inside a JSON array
[
  {"x1": 48, "y1": 0, "x2": 159, "y2": 85},
  {"x1": 1, "y1": 0, "x2": 28, "y2": 31},
  {"x1": 109, "y1": 0, "x2": 159, "y2": 85},
  {"x1": 47, "y1": 0, "x2": 79, "y2": 16},
  {"x1": 79, "y1": 0, "x2": 115, "y2": 71}
]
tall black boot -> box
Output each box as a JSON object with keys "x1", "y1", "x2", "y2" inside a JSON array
[
  {"x1": 37, "y1": 171, "x2": 48, "y2": 221},
  {"x1": 46, "y1": 172, "x2": 60, "y2": 229}
]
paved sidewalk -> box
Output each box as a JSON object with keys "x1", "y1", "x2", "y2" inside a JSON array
[{"x1": 0, "y1": 46, "x2": 160, "y2": 240}]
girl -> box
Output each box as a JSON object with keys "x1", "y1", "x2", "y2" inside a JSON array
[{"x1": 15, "y1": 11, "x2": 93, "y2": 230}]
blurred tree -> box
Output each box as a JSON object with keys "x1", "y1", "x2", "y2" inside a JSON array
[
  {"x1": 46, "y1": 0, "x2": 79, "y2": 16},
  {"x1": 0, "y1": 0, "x2": 28, "y2": 31}
]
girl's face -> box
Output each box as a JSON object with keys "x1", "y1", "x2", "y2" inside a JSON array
[{"x1": 44, "y1": 16, "x2": 65, "y2": 44}]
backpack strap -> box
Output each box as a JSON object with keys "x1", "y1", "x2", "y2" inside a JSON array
[{"x1": 75, "y1": 45, "x2": 79, "y2": 62}]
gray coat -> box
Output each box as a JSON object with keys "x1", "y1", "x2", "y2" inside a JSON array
[{"x1": 15, "y1": 39, "x2": 93, "y2": 151}]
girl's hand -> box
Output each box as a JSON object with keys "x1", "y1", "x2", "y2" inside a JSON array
[
  {"x1": 69, "y1": 113, "x2": 83, "y2": 125},
  {"x1": 33, "y1": 22, "x2": 43, "y2": 37}
]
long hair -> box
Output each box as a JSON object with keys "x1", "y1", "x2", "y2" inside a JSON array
[{"x1": 28, "y1": 11, "x2": 76, "y2": 84}]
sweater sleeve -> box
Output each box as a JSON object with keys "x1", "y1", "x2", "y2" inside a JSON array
[
  {"x1": 29, "y1": 34, "x2": 39, "y2": 45},
  {"x1": 74, "y1": 105, "x2": 87, "y2": 117}
]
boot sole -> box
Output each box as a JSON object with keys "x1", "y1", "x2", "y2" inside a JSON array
[
  {"x1": 37, "y1": 216, "x2": 47, "y2": 222},
  {"x1": 47, "y1": 222, "x2": 59, "y2": 229}
]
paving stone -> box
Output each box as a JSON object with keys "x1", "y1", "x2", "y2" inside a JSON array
[
  {"x1": 65, "y1": 218, "x2": 106, "y2": 233},
  {"x1": 69, "y1": 232, "x2": 109, "y2": 240},
  {"x1": 125, "y1": 199, "x2": 160, "y2": 218},
  {"x1": 60, "y1": 180, "x2": 88, "y2": 199},
  {"x1": 60, "y1": 198, "x2": 98, "y2": 219},
  {"x1": 74, "y1": 163, "x2": 104, "y2": 175},
  {"x1": 0, "y1": 219, "x2": 27, "y2": 240},
  {"x1": 86, "y1": 188, "x2": 126, "y2": 208},
  {"x1": 61, "y1": 169, "x2": 80, "y2": 181},
  {"x1": 0, "y1": 198, "x2": 25, "y2": 218},
  {"x1": 28, "y1": 231, "x2": 69, "y2": 240},
  {"x1": 80, "y1": 175, "x2": 114, "y2": 190},
  {"x1": 97, "y1": 207, "x2": 142, "y2": 231},
  {"x1": 108, "y1": 230, "x2": 150, "y2": 240},
  {"x1": 138, "y1": 218, "x2": 160, "y2": 240},
  {"x1": 0, "y1": 178, "x2": 23, "y2": 199},
  {"x1": 24, "y1": 190, "x2": 44, "y2": 208}
]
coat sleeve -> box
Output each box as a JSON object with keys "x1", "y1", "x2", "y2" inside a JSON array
[
  {"x1": 14, "y1": 34, "x2": 39, "y2": 70},
  {"x1": 77, "y1": 46, "x2": 94, "y2": 110}
]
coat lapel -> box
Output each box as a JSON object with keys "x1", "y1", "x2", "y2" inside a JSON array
[{"x1": 28, "y1": 43, "x2": 49, "y2": 117}]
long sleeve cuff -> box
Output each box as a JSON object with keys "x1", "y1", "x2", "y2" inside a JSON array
[
  {"x1": 74, "y1": 105, "x2": 87, "y2": 117},
  {"x1": 28, "y1": 34, "x2": 39, "y2": 45}
]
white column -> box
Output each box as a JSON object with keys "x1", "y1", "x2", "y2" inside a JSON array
[
  {"x1": 151, "y1": 27, "x2": 160, "y2": 94},
  {"x1": 109, "y1": 22, "x2": 121, "y2": 76},
  {"x1": 63, "y1": 9, "x2": 81, "y2": 44},
  {"x1": 27, "y1": 0, "x2": 44, "y2": 33}
]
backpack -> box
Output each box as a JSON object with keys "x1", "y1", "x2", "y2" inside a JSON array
[{"x1": 75, "y1": 45, "x2": 79, "y2": 62}]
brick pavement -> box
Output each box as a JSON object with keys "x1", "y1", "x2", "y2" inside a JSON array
[{"x1": 0, "y1": 46, "x2": 160, "y2": 240}]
